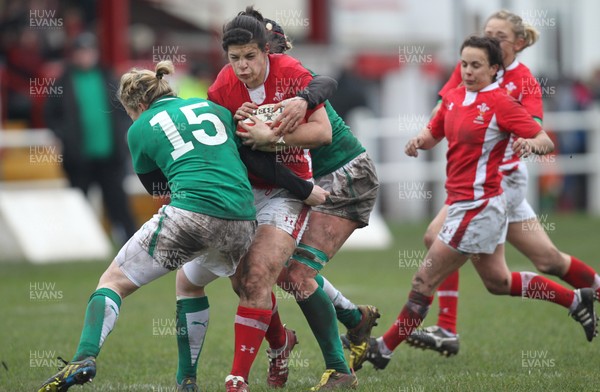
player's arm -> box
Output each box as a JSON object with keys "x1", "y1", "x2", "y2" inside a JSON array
[
  {"x1": 237, "y1": 106, "x2": 332, "y2": 150},
  {"x1": 404, "y1": 127, "x2": 442, "y2": 157},
  {"x1": 513, "y1": 130, "x2": 554, "y2": 157},
  {"x1": 498, "y1": 96, "x2": 553, "y2": 157},
  {"x1": 137, "y1": 169, "x2": 169, "y2": 196},
  {"x1": 520, "y1": 75, "x2": 544, "y2": 125},
  {"x1": 429, "y1": 101, "x2": 442, "y2": 121},
  {"x1": 405, "y1": 99, "x2": 447, "y2": 157},
  {"x1": 297, "y1": 75, "x2": 338, "y2": 109},
  {"x1": 233, "y1": 75, "x2": 337, "y2": 131},
  {"x1": 275, "y1": 105, "x2": 331, "y2": 147},
  {"x1": 238, "y1": 146, "x2": 329, "y2": 205},
  {"x1": 272, "y1": 75, "x2": 338, "y2": 134}
]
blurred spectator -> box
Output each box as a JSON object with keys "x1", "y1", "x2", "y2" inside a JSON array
[{"x1": 44, "y1": 32, "x2": 136, "y2": 244}]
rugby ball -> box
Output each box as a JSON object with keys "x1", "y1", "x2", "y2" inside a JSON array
[{"x1": 237, "y1": 103, "x2": 283, "y2": 132}]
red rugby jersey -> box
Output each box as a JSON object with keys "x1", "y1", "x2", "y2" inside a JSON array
[
  {"x1": 429, "y1": 83, "x2": 542, "y2": 204},
  {"x1": 438, "y1": 60, "x2": 543, "y2": 171},
  {"x1": 208, "y1": 53, "x2": 323, "y2": 188}
]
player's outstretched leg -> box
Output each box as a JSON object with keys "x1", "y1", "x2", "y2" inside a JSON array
[
  {"x1": 316, "y1": 274, "x2": 381, "y2": 338},
  {"x1": 316, "y1": 274, "x2": 381, "y2": 342},
  {"x1": 38, "y1": 287, "x2": 121, "y2": 391},
  {"x1": 282, "y1": 254, "x2": 357, "y2": 389},
  {"x1": 406, "y1": 206, "x2": 460, "y2": 357},
  {"x1": 508, "y1": 271, "x2": 598, "y2": 341},
  {"x1": 315, "y1": 274, "x2": 381, "y2": 368}
]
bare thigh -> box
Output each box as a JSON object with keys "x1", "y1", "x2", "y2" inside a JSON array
[
  {"x1": 300, "y1": 211, "x2": 360, "y2": 259},
  {"x1": 424, "y1": 205, "x2": 448, "y2": 249},
  {"x1": 237, "y1": 224, "x2": 297, "y2": 309},
  {"x1": 470, "y1": 244, "x2": 513, "y2": 295},
  {"x1": 507, "y1": 219, "x2": 568, "y2": 276},
  {"x1": 97, "y1": 260, "x2": 141, "y2": 299}
]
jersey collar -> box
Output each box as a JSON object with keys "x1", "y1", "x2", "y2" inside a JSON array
[
  {"x1": 151, "y1": 96, "x2": 179, "y2": 107},
  {"x1": 246, "y1": 58, "x2": 270, "y2": 104},
  {"x1": 481, "y1": 81, "x2": 500, "y2": 92},
  {"x1": 505, "y1": 58, "x2": 520, "y2": 71},
  {"x1": 497, "y1": 59, "x2": 519, "y2": 82},
  {"x1": 462, "y1": 82, "x2": 499, "y2": 106}
]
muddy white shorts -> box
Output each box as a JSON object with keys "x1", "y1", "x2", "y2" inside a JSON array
[
  {"x1": 115, "y1": 205, "x2": 255, "y2": 287},
  {"x1": 253, "y1": 187, "x2": 311, "y2": 242},
  {"x1": 438, "y1": 194, "x2": 508, "y2": 254},
  {"x1": 312, "y1": 152, "x2": 379, "y2": 227}
]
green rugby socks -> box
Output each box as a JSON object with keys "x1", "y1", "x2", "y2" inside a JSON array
[
  {"x1": 176, "y1": 296, "x2": 210, "y2": 384},
  {"x1": 298, "y1": 288, "x2": 350, "y2": 374},
  {"x1": 73, "y1": 288, "x2": 121, "y2": 361}
]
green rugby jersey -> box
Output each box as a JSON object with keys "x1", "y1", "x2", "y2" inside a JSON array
[
  {"x1": 128, "y1": 96, "x2": 255, "y2": 220},
  {"x1": 310, "y1": 100, "x2": 366, "y2": 178}
]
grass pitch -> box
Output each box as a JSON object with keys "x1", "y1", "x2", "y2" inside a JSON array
[{"x1": 1, "y1": 214, "x2": 599, "y2": 391}]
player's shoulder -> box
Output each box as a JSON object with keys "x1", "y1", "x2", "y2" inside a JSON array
[
  {"x1": 491, "y1": 86, "x2": 522, "y2": 109},
  {"x1": 508, "y1": 62, "x2": 537, "y2": 82},
  {"x1": 514, "y1": 61, "x2": 534, "y2": 75},
  {"x1": 127, "y1": 114, "x2": 147, "y2": 143},
  {"x1": 208, "y1": 64, "x2": 237, "y2": 95},
  {"x1": 443, "y1": 85, "x2": 466, "y2": 102},
  {"x1": 269, "y1": 53, "x2": 306, "y2": 74},
  {"x1": 270, "y1": 53, "x2": 301, "y2": 65}
]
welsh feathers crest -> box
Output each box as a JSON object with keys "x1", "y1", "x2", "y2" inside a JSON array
[
  {"x1": 505, "y1": 82, "x2": 517, "y2": 94},
  {"x1": 474, "y1": 102, "x2": 489, "y2": 124}
]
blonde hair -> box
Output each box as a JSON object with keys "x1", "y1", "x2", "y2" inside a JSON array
[
  {"x1": 117, "y1": 60, "x2": 175, "y2": 111},
  {"x1": 486, "y1": 10, "x2": 540, "y2": 52}
]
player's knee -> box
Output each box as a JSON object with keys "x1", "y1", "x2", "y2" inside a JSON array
[
  {"x1": 176, "y1": 270, "x2": 205, "y2": 297},
  {"x1": 423, "y1": 229, "x2": 436, "y2": 250},
  {"x1": 282, "y1": 266, "x2": 303, "y2": 291},
  {"x1": 482, "y1": 277, "x2": 510, "y2": 295},
  {"x1": 283, "y1": 269, "x2": 316, "y2": 299},
  {"x1": 532, "y1": 247, "x2": 564, "y2": 275},
  {"x1": 239, "y1": 263, "x2": 273, "y2": 300}
]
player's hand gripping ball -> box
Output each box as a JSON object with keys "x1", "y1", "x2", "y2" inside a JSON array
[{"x1": 237, "y1": 104, "x2": 284, "y2": 133}]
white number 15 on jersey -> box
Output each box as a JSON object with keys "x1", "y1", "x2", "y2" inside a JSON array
[{"x1": 149, "y1": 102, "x2": 227, "y2": 160}]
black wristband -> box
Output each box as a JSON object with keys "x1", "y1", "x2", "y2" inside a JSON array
[
  {"x1": 239, "y1": 146, "x2": 313, "y2": 200},
  {"x1": 297, "y1": 75, "x2": 338, "y2": 110}
]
